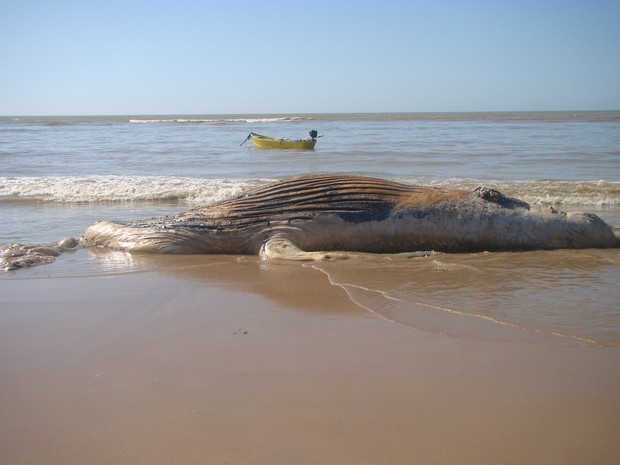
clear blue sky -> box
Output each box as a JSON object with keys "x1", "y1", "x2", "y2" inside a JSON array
[{"x1": 1, "y1": 0, "x2": 619, "y2": 115}]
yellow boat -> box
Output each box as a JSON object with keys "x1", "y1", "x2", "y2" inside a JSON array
[{"x1": 243, "y1": 131, "x2": 319, "y2": 150}]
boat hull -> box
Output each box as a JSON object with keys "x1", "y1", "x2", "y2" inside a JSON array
[{"x1": 250, "y1": 132, "x2": 317, "y2": 150}]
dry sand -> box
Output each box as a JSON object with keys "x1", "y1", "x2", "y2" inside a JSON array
[{"x1": 1, "y1": 256, "x2": 619, "y2": 465}]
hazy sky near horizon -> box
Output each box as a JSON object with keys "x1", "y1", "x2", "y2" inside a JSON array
[{"x1": 1, "y1": 0, "x2": 619, "y2": 115}]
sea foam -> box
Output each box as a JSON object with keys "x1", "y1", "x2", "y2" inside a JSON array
[
  {"x1": 0, "y1": 176, "x2": 272, "y2": 204},
  {"x1": 1, "y1": 176, "x2": 618, "y2": 207}
]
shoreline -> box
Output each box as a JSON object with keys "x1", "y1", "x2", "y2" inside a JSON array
[{"x1": 1, "y1": 258, "x2": 619, "y2": 464}]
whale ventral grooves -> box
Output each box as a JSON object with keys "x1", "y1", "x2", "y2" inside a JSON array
[{"x1": 185, "y1": 174, "x2": 469, "y2": 227}]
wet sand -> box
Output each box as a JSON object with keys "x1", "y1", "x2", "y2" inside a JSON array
[{"x1": 1, "y1": 257, "x2": 619, "y2": 465}]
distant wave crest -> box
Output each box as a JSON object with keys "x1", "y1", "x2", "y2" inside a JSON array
[{"x1": 129, "y1": 116, "x2": 310, "y2": 124}]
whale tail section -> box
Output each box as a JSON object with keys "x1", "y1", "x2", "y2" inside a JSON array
[{"x1": 0, "y1": 237, "x2": 81, "y2": 271}]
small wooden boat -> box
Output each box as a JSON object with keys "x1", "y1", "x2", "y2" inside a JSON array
[{"x1": 242, "y1": 131, "x2": 319, "y2": 150}]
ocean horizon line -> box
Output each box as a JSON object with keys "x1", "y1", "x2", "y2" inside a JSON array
[{"x1": 2, "y1": 109, "x2": 620, "y2": 118}]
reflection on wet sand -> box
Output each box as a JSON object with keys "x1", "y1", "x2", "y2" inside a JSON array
[
  {"x1": 87, "y1": 248, "x2": 364, "y2": 315},
  {"x1": 86, "y1": 247, "x2": 620, "y2": 347}
]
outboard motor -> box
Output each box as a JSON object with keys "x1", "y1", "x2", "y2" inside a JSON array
[{"x1": 309, "y1": 130, "x2": 318, "y2": 139}]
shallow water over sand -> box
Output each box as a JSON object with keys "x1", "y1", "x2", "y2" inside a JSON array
[{"x1": 310, "y1": 249, "x2": 620, "y2": 347}]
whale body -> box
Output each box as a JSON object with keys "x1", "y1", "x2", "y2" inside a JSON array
[
  {"x1": 82, "y1": 175, "x2": 619, "y2": 260},
  {"x1": 2, "y1": 175, "x2": 618, "y2": 270}
]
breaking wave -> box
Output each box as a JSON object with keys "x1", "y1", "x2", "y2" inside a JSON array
[
  {"x1": 400, "y1": 178, "x2": 620, "y2": 207},
  {"x1": 0, "y1": 176, "x2": 272, "y2": 204},
  {"x1": 1, "y1": 176, "x2": 619, "y2": 207}
]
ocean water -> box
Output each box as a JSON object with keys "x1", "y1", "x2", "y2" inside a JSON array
[{"x1": 1, "y1": 112, "x2": 619, "y2": 346}]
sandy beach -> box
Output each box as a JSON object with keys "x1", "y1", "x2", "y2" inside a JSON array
[{"x1": 1, "y1": 255, "x2": 619, "y2": 465}]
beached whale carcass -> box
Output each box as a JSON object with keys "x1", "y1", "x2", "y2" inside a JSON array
[
  {"x1": 3, "y1": 174, "x2": 619, "y2": 270},
  {"x1": 81, "y1": 175, "x2": 619, "y2": 260}
]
